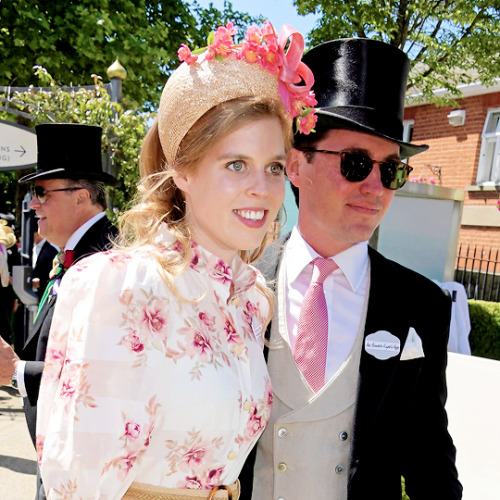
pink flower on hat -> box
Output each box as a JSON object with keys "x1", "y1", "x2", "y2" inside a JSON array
[
  {"x1": 258, "y1": 44, "x2": 283, "y2": 74},
  {"x1": 176, "y1": 21, "x2": 318, "y2": 134},
  {"x1": 178, "y1": 44, "x2": 198, "y2": 65},
  {"x1": 245, "y1": 26, "x2": 262, "y2": 44},
  {"x1": 298, "y1": 112, "x2": 318, "y2": 135},
  {"x1": 238, "y1": 42, "x2": 260, "y2": 63}
]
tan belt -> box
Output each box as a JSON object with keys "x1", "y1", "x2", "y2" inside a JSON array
[{"x1": 123, "y1": 480, "x2": 240, "y2": 500}]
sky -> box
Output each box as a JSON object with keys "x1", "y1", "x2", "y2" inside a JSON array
[{"x1": 195, "y1": 0, "x2": 320, "y2": 40}]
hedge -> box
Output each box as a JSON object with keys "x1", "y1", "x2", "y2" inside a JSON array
[{"x1": 468, "y1": 300, "x2": 500, "y2": 361}]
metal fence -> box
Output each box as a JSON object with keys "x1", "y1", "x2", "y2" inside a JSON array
[{"x1": 454, "y1": 244, "x2": 500, "y2": 302}]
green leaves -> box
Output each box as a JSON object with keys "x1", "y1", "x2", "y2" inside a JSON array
[
  {"x1": 294, "y1": 0, "x2": 500, "y2": 104},
  {"x1": 3, "y1": 66, "x2": 151, "y2": 218},
  {"x1": 1, "y1": 1, "x2": 261, "y2": 111}
]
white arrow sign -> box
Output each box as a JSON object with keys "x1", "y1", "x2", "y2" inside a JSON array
[{"x1": 0, "y1": 120, "x2": 37, "y2": 171}]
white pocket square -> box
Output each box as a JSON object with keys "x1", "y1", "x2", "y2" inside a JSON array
[{"x1": 400, "y1": 327, "x2": 425, "y2": 360}]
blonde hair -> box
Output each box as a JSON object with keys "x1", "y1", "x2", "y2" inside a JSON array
[{"x1": 119, "y1": 97, "x2": 292, "y2": 321}]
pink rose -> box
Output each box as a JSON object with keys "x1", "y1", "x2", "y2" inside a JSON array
[
  {"x1": 60, "y1": 379, "x2": 76, "y2": 400},
  {"x1": 124, "y1": 421, "x2": 141, "y2": 439},
  {"x1": 199, "y1": 312, "x2": 216, "y2": 329},
  {"x1": 178, "y1": 476, "x2": 202, "y2": 489},
  {"x1": 244, "y1": 405, "x2": 265, "y2": 439},
  {"x1": 191, "y1": 329, "x2": 213, "y2": 361},
  {"x1": 129, "y1": 333, "x2": 144, "y2": 352},
  {"x1": 207, "y1": 467, "x2": 224, "y2": 488},
  {"x1": 211, "y1": 260, "x2": 231, "y2": 284},
  {"x1": 141, "y1": 301, "x2": 167, "y2": 334},
  {"x1": 224, "y1": 318, "x2": 238, "y2": 343}
]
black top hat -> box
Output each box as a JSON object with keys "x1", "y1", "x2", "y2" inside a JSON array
[
  {"x1": 302, "y1": 38, "x2": 428, "y2": 158},
  {"x1": 18, "y1": 123, "x2": 118, "y2": 184}
]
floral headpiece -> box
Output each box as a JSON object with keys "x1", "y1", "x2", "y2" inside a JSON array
[
  {"x1": 157, "y1": 22, "x2": 317, "y2": 165},
  {"x1": 178, "y1": 22, "x2": 317, "y2": 135}
]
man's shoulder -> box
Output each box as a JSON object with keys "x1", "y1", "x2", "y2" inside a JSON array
[
  {"x1": 368, "y1": 246, "x2": 449, "y2": 302},
  {"x1": 256, "y1": 233, "x2": 290, "y2": 283},
  {"x1": 77, "y1": 216, "x2": 117, "y2": 256}
]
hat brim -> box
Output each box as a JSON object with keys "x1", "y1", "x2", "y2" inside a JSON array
[
  {"x1": 18, "y1": 168, "x2": 119, "y2": 186},
  {"x1": 315, "y1": 109, "x2": 428, "y2": 159}
]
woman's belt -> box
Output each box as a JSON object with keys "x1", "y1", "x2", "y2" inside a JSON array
[{"x1": 123, "y1": 480, "x2": 240, "y2": 500}]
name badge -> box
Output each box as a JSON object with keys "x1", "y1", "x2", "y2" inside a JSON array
[{"x1": 365, "y1": 330, "x2": 401, "y2": 360}]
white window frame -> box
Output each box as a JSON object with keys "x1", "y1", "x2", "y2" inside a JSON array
[
  {"x1": 403, "y1": 119, "x2": 414, "y2": 143},
  {"x1": 476, "y1": 107, "x2": 500, "y2": 185}
]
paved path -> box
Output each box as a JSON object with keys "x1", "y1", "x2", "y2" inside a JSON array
[{"x1": 0, "y1": 386, "x2": 36, "y2": 499}]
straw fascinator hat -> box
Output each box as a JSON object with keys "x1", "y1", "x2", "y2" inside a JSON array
[{"x1": 158, "y1": 22, "x2": 318, "y2": 165}]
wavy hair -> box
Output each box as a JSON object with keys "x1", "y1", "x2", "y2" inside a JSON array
[{"x1": 118, "y1": 97, "x2": 292, "y2": 321}]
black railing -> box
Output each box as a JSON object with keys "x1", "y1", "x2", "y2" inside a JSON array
[{"x1": 454, "y1": 244, "x2": 500, "y2": 302}]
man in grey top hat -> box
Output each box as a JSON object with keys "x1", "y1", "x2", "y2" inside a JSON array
[
  {"x1": 0, "y1": 123, "x2": 118, "y2": 500},
  {"x1": 239, "y1": 39, "x2": 462, "y2": 499}
]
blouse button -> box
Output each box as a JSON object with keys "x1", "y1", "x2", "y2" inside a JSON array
[
  {"x1": 277, "y1": 462, "x2": 288, "y2": 472},
  {"x1": 277, "y1": 428, "x2": 288, "y2": 438},
  {"x1": 230, "y1": 296, "x2": 240, "y2": 306},
  {"x1": 227, "y1": 451, "x2": 237, "y2": 461},
  {"x1": 335, "y1": 464, "x2": 344, "y2": 474},
  {"x1": 243, "y1": 401, "x2": 252, "y2": 411},
  {"x1": 339, "y1": 431, "x2": 348, "y2": 441}
]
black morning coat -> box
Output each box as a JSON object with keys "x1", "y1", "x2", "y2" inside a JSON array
[{"x1": 239, "y1": 236, "x2": 462, "y2": 500}]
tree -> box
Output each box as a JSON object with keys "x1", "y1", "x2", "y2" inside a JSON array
[
  {"x1": 0, "y1": 0, "x2": 263, "y2": 219},
  {"x1": 0, "y1": 67, "x2": 150, "y2": 220},
  {"x1": 295, "y1": 0, "x2": 500, "y2": 103},
  {"x1": 0, "y1": 0, "x2": 262, "y2": 110}
]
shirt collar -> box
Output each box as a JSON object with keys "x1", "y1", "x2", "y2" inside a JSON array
[
  {"x1": 155, "y1": 223, "x2": 258, "y2": 295},
  {"x1": 286, "y1": 225, "x2": 369, "y2": 292},
  {"x1": 64, "y1": 212, "x2": 106, "y2": 251}
]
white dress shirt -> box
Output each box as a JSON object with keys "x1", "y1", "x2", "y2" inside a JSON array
[{"x1": 285, "y1": 226, "x2": 370, "y2": 381}]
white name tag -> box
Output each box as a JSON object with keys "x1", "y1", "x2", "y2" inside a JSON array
[{"x1": 365, "y1": 331, "x2": 401, "y2": 360}]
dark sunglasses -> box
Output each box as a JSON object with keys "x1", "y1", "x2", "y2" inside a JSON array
[
  {"x1": 299, "y1": 148, "x2": 413, "y2": 190},
  {"x1": 30, "y1": 185, "x2": 84, "y2": 204}
]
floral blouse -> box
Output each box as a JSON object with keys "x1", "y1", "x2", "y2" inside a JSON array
[{"x1": 36, "y1": 225, "x2": 272, "y2": 499}]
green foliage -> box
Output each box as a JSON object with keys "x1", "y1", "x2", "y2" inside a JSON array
[
  {"x1": 0, "y1": 0, "x2": 262, "y2": 110},
  {"x1": 0, "y1": 170, "x2": 18, "y2": 215},
  {"x1": 468, "y1": 299, "x2": 500, "y2": 361},
  {"x1": 294, "y1": 0, "x2": 500, "y2": 104},
  {"x1": 2, "y1": 67, "x2": 151, "y2": 220}
]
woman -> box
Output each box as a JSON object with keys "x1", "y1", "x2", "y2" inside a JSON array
[{"x1": 36, "y1": 22, "x2": 316, "y2": 500}]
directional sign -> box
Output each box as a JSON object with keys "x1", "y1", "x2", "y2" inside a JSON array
[{"x1": 0, "y1": 120, "x2": 37, "y2": 171}]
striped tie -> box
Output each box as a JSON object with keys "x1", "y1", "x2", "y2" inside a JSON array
[{"x1": 294, "y1": 257, "x2": 338, "y2": 392}]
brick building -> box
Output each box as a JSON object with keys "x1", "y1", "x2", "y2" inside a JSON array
[{"x1": 404, "y1": 80, "x2": 500, "y2": 252}]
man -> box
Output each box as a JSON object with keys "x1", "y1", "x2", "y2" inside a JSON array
[
  {"x1": 240, "y1": 39, "x2": 462, "y2": 499},
  {"x1": 0, "y1": 123, "x2": 118, "y2": 499}
]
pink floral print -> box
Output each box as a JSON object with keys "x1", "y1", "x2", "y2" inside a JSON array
[{"x1": 36, "y1": 225, "x2": 271, "y2": 498}]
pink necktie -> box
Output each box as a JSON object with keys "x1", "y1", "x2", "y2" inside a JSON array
[{"x1": 294, "y1": 257, "x2": 338, "y2": 392}]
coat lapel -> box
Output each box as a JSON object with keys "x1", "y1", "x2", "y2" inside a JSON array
[{"x1": 349, "y1": 247, "x2": 411, "y2": 477}]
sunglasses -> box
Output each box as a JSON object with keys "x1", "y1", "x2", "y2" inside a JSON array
[
  {"x1": 299, "y1": 148, "x2": 413, "y2": 190},
  {"x1": 30, "y1": 186, "x2": 84, "y2": 204}
]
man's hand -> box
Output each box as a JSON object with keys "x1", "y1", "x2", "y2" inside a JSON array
[{"x1": 0, "y1": 336, "x2": 20, "y2": 386}]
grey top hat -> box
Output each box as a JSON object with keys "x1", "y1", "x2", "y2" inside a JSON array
[
  {"x1": 302, "y1": 38, "x2": 428, "y2": 158},
  {"x1": 18, "y1": 123, "x2": 118, "y2": 185}
]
